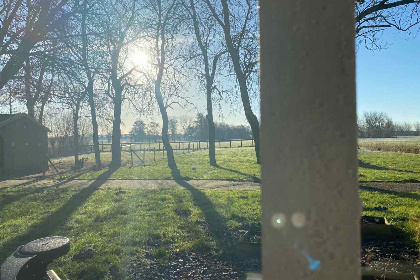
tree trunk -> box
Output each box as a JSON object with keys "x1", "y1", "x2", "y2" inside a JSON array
[
  {"x1": 24, "y1": 59, "x2": 35, "y2": 118},
  {"x1": 226, "y1": 49, "x2": 260, "y2": 163},
  {"x1": 73, "y1": 107, "x2": 80, "y2": 168},
  {"x1": 87, "y1": 79, "x2": 101, "y2": 169},
  {"x1": 219, "y1": 0, "x2": 261, "y2": 164},
  {"x1": 38, "y1": 94, "x2": 48, "y2": 124},
  {"x1": 190, "y1": 0, "x2": 218, "y2": 166},
  {"x1": 206, "y1": 86, "x2": 217, "y2": 166},
  {"x1": 155, "y1": 80, "x2": 179, "y2": 176},
  {"x1": 110, "y1": 85, "x2": 122, "y2": 167}
]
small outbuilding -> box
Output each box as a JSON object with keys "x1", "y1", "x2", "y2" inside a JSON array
[{"x1": 0, "y1": 113, "x2": 49, "y2": 178}]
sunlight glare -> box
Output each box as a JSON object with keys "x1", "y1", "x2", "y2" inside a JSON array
[{"x1": 131, "y1": 51, "x2": 149, "y2": 68}]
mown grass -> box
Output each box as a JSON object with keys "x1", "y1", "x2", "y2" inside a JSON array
[
  {"x1": 66, "y1": 148, "x2": 261, "y2": 182},
  {"x1": 0, "y1": 181, "x2": 261, "y2": 280},
  {"x1": 360, "y1": 189, "x2": 420, "y2": 243},
  {"x1": 359, "y1": 150, "x2": 420, "y2": 182},
  {"x1": 62, "y1": 148, "x2": 420, "y2": 183},
  {"x1": 2, "y1": 148, "x2": 420, "y2": 279}
]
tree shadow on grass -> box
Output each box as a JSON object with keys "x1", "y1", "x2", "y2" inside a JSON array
[
  {"x1": 359, "y1": 160, "x2": 420, "y2": 174},
  {"x1": 360, "y1": 185, "x2": 420, "y2": 200},
  {"x1": 174, "y1": 179, "x2": 261, "y2": 262},
  {"x1": 0, "y1": 178, "x2": 41, "y2": 189},
  {"x1": 0, "y1": 174, "x2": 85, "y2": 213},
  {"x1": 0, "y1": 167, "x2": 117, "y2": 264},
  {"x1": 214, "y1": 164, "x2": 261, "y2": 183}
]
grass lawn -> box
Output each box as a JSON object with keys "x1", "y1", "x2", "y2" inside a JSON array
[
  {"x1": 361, "y1": 189, "x2": 420, "y2": 242},
  {"x1": 359, "y1": 150, "x2": 420, "y2": 182},
  {"x1": 1, "y1": 149, "x2": 419, "y2": 279},
  {"x1": 0, "y1": 180, "x2": 261, "y2": 279},
  {"x1": 67, "y1": 148, "x2": 261, "y2": 181},
  {"x1": 63, "y1": 148, "x2": 420, "y2": 183}
]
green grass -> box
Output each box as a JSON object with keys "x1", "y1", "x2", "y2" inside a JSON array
[
  {"x1": 0, "y1": 181, "x2": 261, "y2": 280},
  {"x1": 359, "y1": 150, "x2": 420, "y2": 182},
  {"x1": 63, "y1": 148, "x2": 420, "y2": 183},
  {"x1": 360, "y1": 189, "x2": 420, "y2": 243},
  {"x1": 67, "y1": 148, "x2": 261, "y2": 181},
  {"x1": 2, "y1": 148, "x2": 420, "y2": 279}
]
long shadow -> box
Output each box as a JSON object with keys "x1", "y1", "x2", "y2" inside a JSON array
[
  {"x1": 0, "y1": 174, "x2": 84, "y2": 213},
  {"x1": 359, "y1": 160, "x2": 420, "y2": 174},
  {"x1": 214, "y1": 164, "x2": 261, "y2": 183},
  {"x1": 360, "y1": 185, "x2": 420, "y2": 200},
  {"x1": 0, "y1": 178, "x2": 41, "y2": 190},
  {"x1": 0, "y1": 167, "x2": 117, "y2": 263},
  {"x1": 174, "y1": 179, "x2": 261, "y2": 263}
]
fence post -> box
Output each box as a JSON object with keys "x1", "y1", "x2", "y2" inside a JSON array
[
  {"x1": 154, "y1": 147, "x2": 156, "y2": 162},
  {"x1": 230, "y1": 140, "x2": 232, "y2": 148},
  {"x1": 130, "y1": 146, "x2": 133, "y2": 166},
  {"x1": 159, "y1": 143, "x2": 161, "y2": 150},
  {"x1": 163, "y1": 146, "x2": 165, "y2": 159},
  {"x1": 188, "y1": 143, "x2": 190, "y2": 153}
]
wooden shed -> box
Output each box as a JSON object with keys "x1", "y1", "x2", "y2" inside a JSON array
[{"x1": 0, "y1": 113, "x2": 49, "y2": 178}]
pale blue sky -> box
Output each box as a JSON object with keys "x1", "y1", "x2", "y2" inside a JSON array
[
  {"x1": 124, "y1": 30, "x2": 420, "y2": 133},
  {"x1": 2, "y1": 28, "x2": 419, "y2": 134},
  {"x1": 356, "y1": 30, "x2": 420, "y2": 124}
]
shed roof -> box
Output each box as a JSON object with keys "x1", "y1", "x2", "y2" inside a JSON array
[{"x1": 0, "y1": 113, "x2": 50, "y2": 132}]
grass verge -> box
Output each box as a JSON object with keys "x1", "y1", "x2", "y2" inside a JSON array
[{"x1": 0, "y1": 181, "x2": 261, "y2": 280}]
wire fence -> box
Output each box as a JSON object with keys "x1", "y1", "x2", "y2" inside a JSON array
[{"x1": 48, "y1": 139, "x2": 255, "y2": 172}]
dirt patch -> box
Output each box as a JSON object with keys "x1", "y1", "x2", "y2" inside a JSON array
[{"x1": 130, "y1": 252, "x2": 261, "y2": 280}]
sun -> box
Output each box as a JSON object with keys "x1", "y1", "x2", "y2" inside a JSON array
[{"x1": 131, "y1": 51, "x2": 149, "y2": 69}]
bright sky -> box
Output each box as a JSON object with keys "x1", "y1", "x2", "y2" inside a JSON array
[
  {"x1": 2, "y1": 28, "x2": 419, "y2": 134},
  {"x1": 356, "y1": 30, "x2": 420, "y2": 124},
  {"x1": 123, "y1": 30, "x2": 420, "y2": 133}
]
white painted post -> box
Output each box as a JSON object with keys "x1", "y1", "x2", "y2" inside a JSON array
[{"x1": 260, "y1": 0, "x2": 361, "y2": 279}]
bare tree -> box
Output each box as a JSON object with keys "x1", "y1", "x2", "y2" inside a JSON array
[
  {"x1": 184, "y1": 0, "x2": 226, "y2": 166},
  {"x1": 204, "y1": 0, "x2": 260, "y2": 163},
  {"x1": 0, "y1": 0, "x2": 80, "y2": 90},
  {"x1": 81, "y1": 0, "x2": 102, "y2": 168},
  {"x1": 22, "y1": 56, "x2": 55, "y2": 121},
  {"x1": 144, "y1": 0, "x2": 185, "y2": 176},
  {"x1": 355, "y1": 0, "x2": 420, "y2": 49},
  {"x1": 99, "y1": 0, "x2": 144, "y2": 167}
]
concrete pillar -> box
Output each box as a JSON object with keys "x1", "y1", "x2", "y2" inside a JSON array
[{"x1": 260, "y1": 0, "x2": 361, "y2": 279}]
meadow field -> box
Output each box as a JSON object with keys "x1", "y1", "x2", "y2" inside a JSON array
[{"x1": 1, "y1": 146, "x2": 419, "y2": 279}]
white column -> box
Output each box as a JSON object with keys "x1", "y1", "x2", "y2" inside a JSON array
[{"x1": 260, "y1": 0, "x2": 361, "y2": 279}]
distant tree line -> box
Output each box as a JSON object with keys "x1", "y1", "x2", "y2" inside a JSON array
[
  {"x1": 130, "y1": 113, "x2": 252, "y2": 142},
  {"x1": 358, "y1": 112, "x2": 420, "y2": 138}
]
